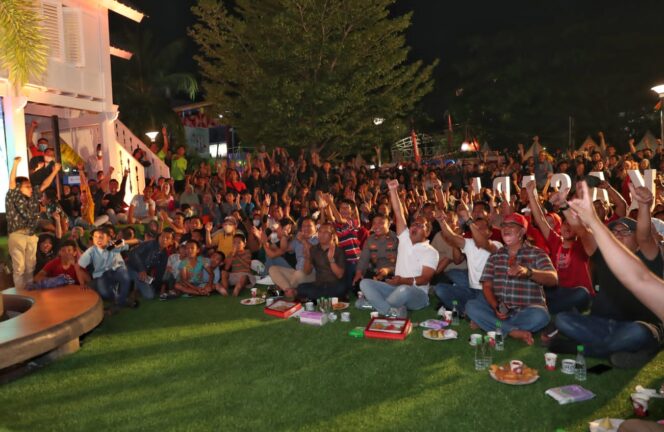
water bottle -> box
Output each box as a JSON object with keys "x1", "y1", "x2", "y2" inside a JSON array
[
  {"x1": 575, "y1": 345, "x2": 586, "y2": 382},
  {"x1": 495, "y1": 320, "x2": 504, "y2": 351},
  {"x1": 483, "y1": 335, "x2": 493, "y2": 369},
  {"x1": 451, "y1": 300, "x2": 460, "y2": 326},
  {"x1": 474, "y1": 337, "x2": 484, "y2": 370}
]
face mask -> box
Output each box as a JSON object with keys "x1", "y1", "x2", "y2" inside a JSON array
[
  {"x1": 38, "y1": 143, "x2": 48, "y2": 151},
  {"x1": 223, "y1": 225, "x2": 234, "y2": 234},
  {"x1": 253, "y1": 219, "x2": 261, "y2": 227},
  {"x1": 270, "y1": 232, "x2": 279, "y2": 243}
]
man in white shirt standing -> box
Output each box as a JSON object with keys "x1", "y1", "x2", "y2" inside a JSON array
[{"x1": 359, "y1": 179, "x2": 439, "y2": 318}]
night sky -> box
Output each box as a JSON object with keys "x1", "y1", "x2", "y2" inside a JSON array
[{"x1": 111, "y1": 0, "x2": 664, "y2": 130}]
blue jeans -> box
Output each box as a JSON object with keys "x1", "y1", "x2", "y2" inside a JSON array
[
  {"x1": 465, "y1": 295, "x2": 550, "y2": 334},
  {"x1": 359, "y1": 279, "x2": 429, "y2": 315},
  {"x1": 296, "y1": 280, "x2": 347, "y2": 300},
  {"x1": 93, "y1": 268, "x2": 131, "y2": 306},
  {"x1": 434, "y1": 269, "x2": 478, "y2": 312},
  {"x1": 546, "y1": 286, "x2": 591, "y2": 314},
  {"x1": 128, "y1": 269, "x2": 156, "y2": 300},
  {"x1": 555, "y1": 312, "x2": 657, "y2": 358}
]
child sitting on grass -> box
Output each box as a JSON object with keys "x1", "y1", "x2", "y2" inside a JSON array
[
  {"x1": 174, "y1": 240, "x2": 213, "y2": 296},
  {"x1": 219, "y1": 233, "x2": 254, "y2": 296}
]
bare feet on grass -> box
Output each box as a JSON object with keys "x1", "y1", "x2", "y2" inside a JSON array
[
  {"x1": 509, "y1": 329, "x2": 534, "y2": 345},
  {"x1": 469, "y1": 321, "x2": 480, "y2": 330}
]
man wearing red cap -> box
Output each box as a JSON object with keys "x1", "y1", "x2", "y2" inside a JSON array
[{"x1": 465, "y1": 212, "x2": 558, "y2": 345}]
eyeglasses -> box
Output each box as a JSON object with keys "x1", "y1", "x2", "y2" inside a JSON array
[{"x1": 611, "y1": 228, "x2": 633, "y2": 237}]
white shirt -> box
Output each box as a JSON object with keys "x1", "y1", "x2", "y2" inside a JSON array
[
  {"x1": 395, "y1": 230, "x2": 439, "y2": 294},
  {"x1": 130, "y1": 195, "x2": 155, "y2": 219},
  {"x1": 461, "y1": 237, "x2": 502, "y2": 290},
  {"x1": 87, "y1": 155, "x2": 104, "y2": 177}
]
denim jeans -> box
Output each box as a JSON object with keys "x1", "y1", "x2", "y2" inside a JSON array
[
  {"x1": 545, "y1": 286, "x2": 591, "y2": 314},
  {"x1": 555, "y1": 312, "x2": 657, "y2": 358},
  {"x1": 128, "y1": 269, "x2": 156, "y2": 300},
  {"x1": 465, "y1": 295, "x2": 550, "y2": 334},
  {"x1": 434, "y1": 269, "x2": 478, "y2": 312},
  {"x1": 94, "y1": 268, "x2": 131, "y2": 306},
  {"x1": 296, "y1": 280, "x2": 347, "y2": 301},
  {"x1": 359, "y1": 279, "x2": 429, "y2": 315}
]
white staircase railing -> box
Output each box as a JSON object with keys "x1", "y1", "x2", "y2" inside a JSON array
[{"x1": 114, "y1": 120, "x2": 170, "y2": 180}]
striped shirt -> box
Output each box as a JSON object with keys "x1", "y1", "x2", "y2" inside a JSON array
[
  {"x1": 480, "y1": 243, "x2": 555, "y2": 310},
  {"x1": 230, "y1": 249, "x2": 252, "y2": 274},
  {"x1": 334, "y1": 219, "x2": 361, "y2": 263}
]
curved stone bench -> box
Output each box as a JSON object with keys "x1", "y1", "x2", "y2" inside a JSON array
[{"x1": 0, "y1": 286, "x2": 103, "y2": 370}]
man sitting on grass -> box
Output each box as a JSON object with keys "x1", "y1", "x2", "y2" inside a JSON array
[
  {"x1": 359, "y1": 179, "x2": 438, "y2": 318},
  {"x1": 465, "y1": 213, "x2": 558, "y2": 345},
  {"x1": 219, "y1": 233, "x2": 254, "y2": 296}
]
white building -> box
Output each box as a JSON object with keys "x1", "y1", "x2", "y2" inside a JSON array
[{"x1": 0, "y1": 0, "x2": 169, "y2": 212}]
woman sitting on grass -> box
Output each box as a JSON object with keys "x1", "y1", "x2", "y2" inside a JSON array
[
  {"x1": 174, "y1": 240, "x2": 213, "y2": 296},
  {"x1": 219, "y1": 233, "x2": 254, "y2": 296}
]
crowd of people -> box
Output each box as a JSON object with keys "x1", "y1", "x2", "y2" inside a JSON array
[{"x1": 6, "y1": 129, "x2": 664, "y2": 389}]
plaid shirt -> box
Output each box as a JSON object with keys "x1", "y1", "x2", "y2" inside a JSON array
[
  {"x1": 480, "y1": 243, "x2": 555, "y2": 310},
  {"x1": 5, "y1": 189, "x2": 41, "y2": 235}
]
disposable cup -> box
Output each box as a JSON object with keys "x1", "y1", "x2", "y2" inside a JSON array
[
  {"x1": 509, "y1": 360, "x2": 524, "y2": 374},
  {"x1": 444, "y1": 311, "x2": 453, "y2": 322},
  {"x1": 631, "y1": 393, "x2": 649, "y2": 417},
  {"x1": 331, "y1": 297, "x2": 339, "y2": 305},
  {"x1": 305, "y1": 301, "x2": 314, "y2": 311},
  {"x1": 341, "y1": 312, "x2": 351, "y2": 322},
  {"x1": 370, "y1": 311, "x2": 379, "y2": 318},
  {"x1": 561, "y1": 359, "x2": 575, "y2": 375},
  {"x1": 250, "y1": 288, "x2": 257, "y2": 298},
  {"x1": 544, "y1": 352, "x2": 557, "y2": 371},
  {"x1": 469, "y1": 333, "x2": 482, "y2": 346}
]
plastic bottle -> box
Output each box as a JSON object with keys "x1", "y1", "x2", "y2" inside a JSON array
[
  {"x1": 575, "y1": 345, "x2": 586, "y2": 382},
  {"x1": 495, "y1": 320, "x2": 504, "y2": 351},
  {"x1": 474, "y1": 337, "x2": 484, "y2": 370},
  {"x1": 451, "y1": 300, "x2": 460, "y2": 326},
  {"x1": 483, "y1": 335, "x2": 493, "y2": 369}
]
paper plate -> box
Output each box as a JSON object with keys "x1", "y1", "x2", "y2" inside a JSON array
[
  {"x1": 240, "y1": 298, "x2": 266, "y2": 306},
  {"x1": 588, "y1": 418, "x2": 624, "y2": 432},
  {"x1": 423, "y1": 329, "x2": 458, "y2": 341},
  {"x1": 332, "y1": 302, "x2": 349, "y2": 311},
  {"x1": 489, "y1": 369, "x2": 539, "y2": 385}
]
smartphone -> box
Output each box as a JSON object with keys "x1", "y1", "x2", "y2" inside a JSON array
[{"x1": 587, "y1": 364, "x2": 612, "y2": 375}]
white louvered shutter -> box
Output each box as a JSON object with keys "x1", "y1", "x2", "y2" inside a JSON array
[
  {"x1": 41, "y1": 0, "x2": 64, "y2": 61},
  {"x1": 63, "y1": 8, "x2": 84, "y2": 67}
]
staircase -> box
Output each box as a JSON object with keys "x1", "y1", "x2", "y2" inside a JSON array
[{"x1": 114, "y1": 120, "x2": 171, "y2": 181}]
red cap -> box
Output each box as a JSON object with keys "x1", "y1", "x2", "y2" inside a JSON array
[{"x1": 502, "y1": 213, "x2": 529, "y2": 230}]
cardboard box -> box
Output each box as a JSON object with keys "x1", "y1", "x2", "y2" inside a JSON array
[
  {"x1": 264, "y1": 300, "x2": 302, "y2": 319},
  {"x1": 364, "y1": 317, "x2": 412, "y2": 341},
  {"x1": 299, "y1": 311, "x2": 328, "y2": 326}
]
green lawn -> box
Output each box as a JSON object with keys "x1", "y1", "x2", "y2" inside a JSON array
[{"x1": 1, "y1": 296, "x2": 662, "y2": 432}]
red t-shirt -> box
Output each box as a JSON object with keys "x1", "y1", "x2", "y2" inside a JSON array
[
  {"x1": 546, "y1": 230, "x2": 594, "y2": 295},
  {"x1": 42, "y1": 257, "x2": 80, "y2": 284}
]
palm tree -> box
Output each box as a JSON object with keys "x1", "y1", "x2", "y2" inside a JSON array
[
  {"x1": 112, "y1": 28, "x2": 198, "y2": 146},
  {"x1": 0, "y1": 0, "x2": 47, "y2": 92}
]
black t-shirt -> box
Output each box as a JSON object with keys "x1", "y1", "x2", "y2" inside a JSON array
[{"x1": 591, "y1": 249, "x2": 662, "y2": 325}]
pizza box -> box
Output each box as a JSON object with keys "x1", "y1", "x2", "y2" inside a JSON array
[
  {"x1": 364, "y1": 317, "x2": 412, "y2": 340},
  {"x1": 264, "y1": 299, "x2": 302, "y2": 319}
]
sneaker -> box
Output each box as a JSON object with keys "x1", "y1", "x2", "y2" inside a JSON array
[
  {"x1": 159, "y1": 293, "x2": 168, "y2": 301},
  {"x1": 387, "y1": 306, "x2": 408, "y2": 319},
  {"x1": 610, "y1": 350, "x2": 656, "y2": 369},
  {"x1": 355, "y1": 297, "x2": 374, "y2": 310}
]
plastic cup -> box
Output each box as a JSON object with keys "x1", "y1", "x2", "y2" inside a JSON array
[
  {"x1": 370, "y1": 311, "x2": 379, "y2": 318},
  {"x1": 341, "y1": 312, "x2": 351, "y2": 322},
  {"x1": 544, "y1": 352, "x2": 557, "y2": 371},
  {"x1": 251, "y1": 288, "x2": 257, "y2": 298},
  {"x1": 509, "y1": 360, "x2": 524, "y2": 374},
  {"x1": 561, "y1": 359, "x2": 575, "y2": 375},
  {"x1": 444, "y1": 311, "x2": 453, "y2": 322},
  {"x1": 631, "y1": 393, "x2": 649, "y2": 417},
  {"x1": 469, "y1": 333, "x2": 482, "y2": 346},
  {"x1": 305, "y1": 301, "x2": 314, "y2": 311},
  {"x1": 487, "y1": 331, "x2": 496, "y2": 341},
  {"x1": 331, "y1": 297, "x2": 339, "y2": 305}
]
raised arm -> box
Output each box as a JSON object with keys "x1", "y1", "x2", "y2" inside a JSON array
[
  {"x1": 160, "y1": 126, "x2": 169, "y2": 155},
  {"x1": 600, "y1": 181, "x2": 627, "y2": 218},
  {"x1": 9, "y1": 157, "x2": 21, "y2": 189},
  {"x1": 27, "y1": 121, "x2": 38, "y2": 157},
  {"x1": 630, "y1": 183, "x2": 659, "y2": 260},
  {"x1": 39, "y1": 163, "x2": 61, "y2": 192},
  {"x1": 387, "y1": 179, "x2": 407, "y2": 235},
  {"x1": 525, "y1": 180, "x2": 551, "y2": 239},
  {"x1": 434, "y1": 213, "x2": 466, "y2": 249}
]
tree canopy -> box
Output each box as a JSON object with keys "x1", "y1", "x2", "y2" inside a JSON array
[{"x1": 190, "y1": 0, "x2": 437, "y2": 153}]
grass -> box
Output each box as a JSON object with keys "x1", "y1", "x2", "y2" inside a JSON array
[{"x1": 0, "y1": 295, "x2": 662, "y2": 432}]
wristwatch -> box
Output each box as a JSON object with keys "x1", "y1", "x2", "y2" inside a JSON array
[{"x1": 525, "y1": 267, "x2": 533, "y2": 279}]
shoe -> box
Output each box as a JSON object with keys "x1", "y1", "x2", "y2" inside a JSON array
[
  {"x1": 387, "y1": 306, "x2": 408, "y2": 319},
  {"x1": 355, "y1": 298, "x2": 374, "y2": 310},
  {"x1": 609, "y1": 350, "x2": 656, "y2": 369},
  {"x1": 159, "y1": 293, "x2": 168, "y2": 301}
]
